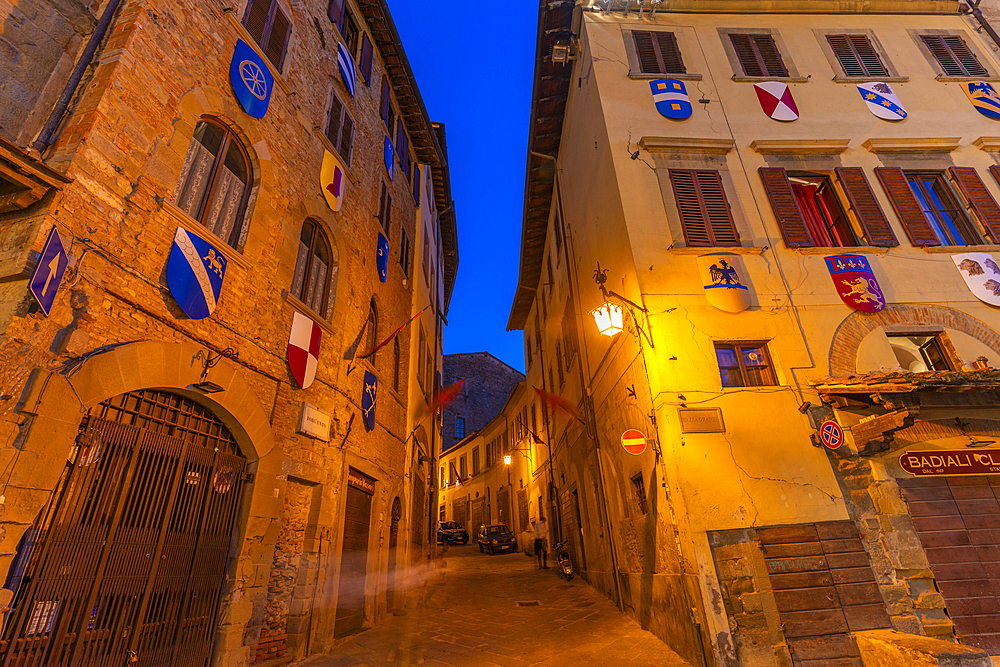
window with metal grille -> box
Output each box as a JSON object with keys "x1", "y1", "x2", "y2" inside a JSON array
[
  {"x1": 243, "y1": 0, "x2": 291, "y2": 72},
  {"x1": 631, "y1": 30, "x2": 686, "y2": 75},
  {"x1": 456, "y1": 417, "x2": 465, "y2": 440},
  {"x1": 715, "y1": 343, "x2": 777, "y2": 387},
  {"x1": 291, "y1": 218, "x2": 334, "y2": 317},
  {"x1": 669, "y1": 169, "x2": 740, "y2": 247},
  {"x1": 729, "y1": 33, "x2": 788, "y2": 77},
  {"x1": 174, "y1": 120, "x2": 254, "y2": 250},
  {"x1": 826, "y1": 34, "x2": 888, "y2": 77},
  {"x1": 921, "y1": 34, "x2": 988, "y2": 77},
  {"x1": 378, "y1": 181, "x2": 392, "y2": 236},
  {"x1": 630, "y1": 473, "x2": 648, "y2": 515},
  {"x1": 326, "y1": 92, "x2": 354, "y2": 165}
]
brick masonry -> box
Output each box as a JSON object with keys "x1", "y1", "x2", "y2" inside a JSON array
[{"x1": 442, "y1": 352, "x2": 524, "y2": 453}]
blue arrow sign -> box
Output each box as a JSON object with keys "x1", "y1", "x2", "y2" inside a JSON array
[{"x1": 29, "y1": 226, "x2": 68, "y2": 316}]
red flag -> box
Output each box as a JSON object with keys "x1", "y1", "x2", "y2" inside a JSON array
[
  {"x1": 357, "y1": 304, "x2": 430, "y2": 359},
  {"x1": 534, "y1": 386, "x2": 578, "y2": 418},
  {"x1": 427, "y1": 380, "x2": 465, "y2": 415}
]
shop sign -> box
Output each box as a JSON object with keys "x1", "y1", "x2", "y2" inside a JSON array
[
  {"x1": 297, "y1": 402, "x2": 331, "y2": 441},
  {"x1": 824, "y1": 254, "x2": 884, "y2": 313},
  {"x1": 900, "y1": 449, "x2": 1000, "y2": 477},
  {"x1": 362, "y1": 371, "x2": 378, "y2": 431},
  {"x1": 348, "y1": 468, "x2": 376, "y2": 495},
  {"x1": 621, "y1": 429, "x2": 647, "y2": 455},
  {"x1": 229, "y1": 39, "x2": 272, "y2": 119},
  {"x1": 697, "y1": 254, "x2": 751, "y2": 313},
  {"x1": 29, "y1": 225, "x2": 68, "y2": 317},
  {"x1": 166, "y1": 227, "x2": 226, "y2": 319},
  {"x1": 649, "y1": 78, "x2": 691, "y2": 120},
  {"x1": 679, "y1": 408, "x2": 725, "y2": 433}
]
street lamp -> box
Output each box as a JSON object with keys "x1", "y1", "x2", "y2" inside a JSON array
[
  {"x1": 590, "y1": 264, "x2": 654, "y2": 347},
  {"x1": 591, "y1": 302, "x2": 624, "y2": 337},
  {"x1": 503, "y1": 454, "x2": 512, "y2": 465}
]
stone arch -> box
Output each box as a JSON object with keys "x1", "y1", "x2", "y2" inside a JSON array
[{"x1": 828, "y1": 304, "x2": 1000, "y2": 377}]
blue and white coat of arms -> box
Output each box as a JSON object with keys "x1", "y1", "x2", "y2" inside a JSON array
[
  {"x1": 857, "y1": 82, "x2": 906, "y2": 121},
  {"x1": 337, "y1": 43, "x2": 356, "y2": 96},
  {"x1": 376, "y1": 232, "x2": 389, "y2": 283},
  {"x1": 230, "y1": 39, "x2": 273, "y2": 119},
  {"x1": 650, "y1": 79, "x2": 692, "y2": 120},
  {"x1": 167, "y1": 227, "x2": 227, "y2": 319},
  {"x1": 383, "y1": 136, "x2": 394, "y2": 180},
  {"x1": 362, "y1": 371, "x2": 378, "y2": 431}
]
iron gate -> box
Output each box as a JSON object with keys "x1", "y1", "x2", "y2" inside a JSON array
[{"x1": 0, "y1": 390, "x2": 248, "y2": 667}]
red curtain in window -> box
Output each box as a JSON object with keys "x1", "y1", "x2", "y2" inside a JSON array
[{"x1": 791, "y1": 183, "x2": 835, "y2": 247}]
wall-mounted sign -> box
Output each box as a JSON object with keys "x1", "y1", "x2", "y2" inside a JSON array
[
  {"x1": 850, "y1": 409, "x2": 911, "y2": 451},
  {"x1": 819, "y1": 420, "x2": 844, "y2": 450},
  {"x1": 29, "y1": 225, "x2": 68, "y2": 317},
  {"x1": 383, "y1": 136, "x2": 394, "y2": 180},
  {"x1": 753, "y1": 81, "x2": 798, "y2": 122},
  {"x1": 362, "y1": 371, "x2": 378, "y2": 431},
  {"x1": 900, "y1": 449, "x2": 1000, "y2": 477},
  {"x1": 348, "y1": 468, "x2": 376, "y2": 495},
  {"x1": 964, "y1": 81, "x2": 1000, "y2": 119},
  {"x1": 376, "y1": 232, "x2": 389, "y2": 283},
  {"x1": 857, "y1": 82, "x2": 906, "y2": 121},
  {"x1": 649, "y1": 79, "x2": 691, "y2": 120},
  {"x1": 297, "y1": 402, "x2": 331, "y2": 441},
  {"x1": 697, "y1": 254, "x2": 750, "y2": 313},
  {"x1": 824, "y1": 254, "x2": 884, "y2": 313},
  {"x1": 337, "y1": 43, "x2": 356, "y2": 96},
  {"x1": 952, "y1": 252, "x2": 1000, "y2": 307},
  {"x1": 320, "y1": 150, "x2": 346, "y2": 212},
  {"x1": 621, "y1": 429, "x2": 647, "y2": 455},
  {"x1": 679, "y1": 408, "x2": 725, "y2": 433},
  {"x1": 287, "y1": 311, "x2": 321, "y2": 389},
  {"x1": 213, "y1": 469, "x2": 235, "y2": 494},
  {"x1": 229, "y1": 39, "x2": 273, "y2": 119},
  {"x1": 166, "y1": 227, "x2": 226, "y2": 319}
]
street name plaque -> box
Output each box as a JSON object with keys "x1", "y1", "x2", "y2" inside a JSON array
[{"x1": 899, "y1": 449, "x2": 1000, "y2": 477}]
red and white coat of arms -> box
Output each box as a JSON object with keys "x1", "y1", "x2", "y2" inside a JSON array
[{"x1": 288, "y1": 311, "x2": 322, "y2": 389}]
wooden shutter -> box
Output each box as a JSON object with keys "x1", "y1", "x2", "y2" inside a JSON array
[
  {"x1": 380, "y1": 76, "x2": 391, "y2": 128},
  {"x1": 360, "y1": 33, "x2": 373, "y2": 83},
  {"x1": 921, "y1": 35, "x2": 988, "y2": 77},
  {"x1": 339, "y1": 113, "x2": 353, "y2": 164},
  {"x1": 328, "y1": 0, "x2": 346, "y2": 30},
  {"x1": 758, "y1": 167, "x2": 813, "y2": 248},
  {"x1": 264, "y1": 5, "x2": 291, "y2": 71},
  {"x1": 826, "y1": 35, "x2": 887, "y2": 77},
  {"x1": 950, "y1": 167, "x2": 1000, "y2": 243},
  {"x1": 326, "y1": 94, "x2": 343, "y2": 149},
  {"x1": 669, "y1": 170, "x2": 739, "y2": 247},
  {"x1": 243, "y1": 0, "x2": 270, "y2": 46},
  {"x1": 835, "y1": 167, "x2": 898, "y2": 247},
  {"x1": 396, "y1": 123, "x2": 409, "y2": 176},
  {"x1": 874, "y1": 168, "x2": 940, "y2": 246},
  {"x1": 631, "y1": 31, "x2": 685, "y2": 75},
  {"x1": 731, "y1": 34, "x2": 787, "y2": 77}
]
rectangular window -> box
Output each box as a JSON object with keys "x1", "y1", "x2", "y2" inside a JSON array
[
  {"x1": 380, "y1": 76, "x2": 395, "y2": 133},
  {"x1": 396, "y1": 123, "x2": 410, "y2": 177},
  {"x1": 669, "y1": 170, "x2": 740, "y2": 247},
  {"x1": 631, "y1": 473, "x2": 648, "y2": 515},
  {"x1": 325, "y1": 92, "x2": 354, "y2": 165},
  {"x1": 631, "y1": 30, "x2": 686, "y2": 75},
  {"x1": 906, "y1": 173, "x2": 981, "y2": 246},
  {"x1": 531, "y1": 404, "x2": 537, "y2": 436},
  {"x1": 563, "y1": 297, "x2": 578, "y2": 365},
  {"x1": 328, "y1": 0, "x2": 345, "y2": 30},
  {"x1": 340, "y1": 11, "x2": 358, "y2": 55},
  {"x1": 359, "y1": 33, "x2": 373, "y2": 84},
  {"x1": 715, "y1": 343, "x2": 777, "y2": 387},
  {"x1": 887, "y1": 334, "x2": 952, "y2": 372},
  {"x1": 378, "y1": 181, "x2": 392, "y2": 236},
  {"x1": 460, "y1": 456, "x2": 467, "y2": 480},
  {"x1": 244, "y1": 0, "x2": 291, "y2": 71},
  {"x1": 417, "y1": 326, "x2": 426, "y2": 392},
  {"x1": 729, "y1": 33, "x2": 788, "y2": 77},
  {"x1": 472, "y1": 448, "x2": 480, "y2": 475},
  {"x1": 789, "y1": 172, "x2": 859, "y2": 247},
  {"x1": 456, "y1": 417, "x2": 465, "y2": 440},
  {"x1": 826, "y1": 35, "x2": 888, "y2": 77},
  {"x1": 921, "y1": 34, "x2": 989, "y2": 77}
]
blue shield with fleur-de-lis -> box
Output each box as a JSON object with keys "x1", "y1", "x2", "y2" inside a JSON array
[
  {"x1": 376, "y1": 232, "x2": 389, "y2": 283},
  {"x1": 230, "y1": 39, "x2": 273, "y2": 119},
  {"x1": 362, "y1": 371, "x2": 378, "y2": 431}
]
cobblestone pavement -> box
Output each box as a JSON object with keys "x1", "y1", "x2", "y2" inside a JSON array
[{"x1": 300, "y1": 543, "x2": 694, "y2": 667}]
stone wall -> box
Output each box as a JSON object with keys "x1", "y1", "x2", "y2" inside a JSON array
[{"x1": 442, "y1": 352, "x2": 524, "y2": 453}]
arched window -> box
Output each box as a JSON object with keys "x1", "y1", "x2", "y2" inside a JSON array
[
  {"x1": 291, "y1": 219, "x2": 334, "y2": 317},
  {"x1": 366, "y1": 298, "x2": 378, "y2": 360},
  {"x1": 174, "y1": 119, "x2": 253, "y2": 249},
  {"x1": 393, "y1": 337, "x2": 401, "y2": 392}
]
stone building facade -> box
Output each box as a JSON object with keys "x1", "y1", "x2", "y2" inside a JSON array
[
  {"x1": 509, "y1": 0, "x2": 1000, "y2": 666},
  {"x1": 440, "y1": 352, "x2": 524, "y2": 453},
  {"x1": 0, "y1": 0, "x2": 456, "y2": 665}
]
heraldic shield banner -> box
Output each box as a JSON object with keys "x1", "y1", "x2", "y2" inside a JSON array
[
  {"x1": 229, "y1": 39, "x2": 273, "y2": 119},
  {"x1": 952, "y1": 252, "x2": 1000, "y2": 306},
  {"x1": 376, "y1": 232, "x2": 389, "y2": 283},
  {"x1": 362, "y1": 371, "x2": 378, "y2": 431},
  {"x1": 649, "y1": 79, "x2": 692, "y2": 120},
  {"x1": 857, "y1": 82, "x2": 906, "y2": 121},
  {"x1": 288, "y1": 311, "x2": 322, "y2": 389},
  {"x1": 321, "y1": 151, "x2": 346, "y2": 212},
  {"x1": 965, "y1": 82, "x2": 1000, "y2": 120},
  {"x1": 825, "y1": 254, "x2": 885, "y2": 313},
  {"x1": 166, "y1": 227, "x2": 227, "y2": 319},
  {"x1": 697, "y1": 254, "x2": 751, "y2": 313}
]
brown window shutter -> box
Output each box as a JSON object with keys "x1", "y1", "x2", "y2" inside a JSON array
[
  {"x1": 730, "y1": 34, "x2": 764, "y2": 76},
  {"x1": 360, "y1": 33, "x2": 373, "y2": 83},
  {"x1": 632, "y1": 31, "x2": 685, "y2": 75},
  {"x1": 264, "y1": 6, "x2": 291, "y2": 71},
  {"x1": 669, "y1": 170, "x2": 739, "y2": 247},
  {"x1": 339, "y1": 113, "x2": 353, "y2": 165},
  {"x1": 950, "y1": 166, "x2": 1000, "y2": 243},
  {"x1": 730, "y1": 34, "x2": 787, "y2": 77},
  {"x1": 851, "y1": 35, "x2": 888, "y2": 77},
  {"x1": 656, "y1": 33, "x2": 685, "y2": 74},
  {"x1": 758, "y1": 167, "x2": 813, "y2": 247},
  {"x1": 328, "y1": 0, "x2": 346, "y2": 30},
  {"x1": 827, "y1": 35, "x2": 864, "y2": 76},
  {"x1": 632, "y1": 31, "x2": 660, "y2": 74},
  {"x1": 243, "y1": 0, "x2": 270, "y2": 46},
  {"x1": 921, "y1": 35, "x2": 988, "y2": 77},
  {"x1": 380, "y1": 76, "x2": 391, "y2": 126},
  {"x1": 835, "y1": 167, "x2": 898, "y2": 247},
  {"x1": 874, "y1": 167, "x2": 940, "y2": 246},
  {"x1": 827, "y1": 35, "x2": 887, "y2": 77},
  {"x1": 326, "y1": 95, "x2": 343, "y2": 148},
  {"x1": 754, "y1": 35, "x2": 788, "y2": 77},
  {"x1": 944, "y1": 36, "x2": 989, "y2": 77}
]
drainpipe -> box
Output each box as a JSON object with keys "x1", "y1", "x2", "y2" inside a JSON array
[
  {"x1": 963, "y1": 0, "x2": 1000, "y2": 52},
  {"x1": 31, "y1": 0, "x2": 124, "y2": 156}
]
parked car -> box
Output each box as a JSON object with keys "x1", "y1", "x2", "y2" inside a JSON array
[
  {"x1": 437, "y1": 521, "x2": 469, "y2": 544},
  {"x1": 477, "y1": 524, "x2": 517, "y2": 554}
]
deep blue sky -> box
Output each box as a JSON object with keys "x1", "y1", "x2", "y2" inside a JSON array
[{"x1": 387, "y1": 2, "x2": 535, "y2": 373}]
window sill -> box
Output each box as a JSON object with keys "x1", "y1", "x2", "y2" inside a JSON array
[
  {"x1": 921, "y1": 244, "x2": 1000, "y2": 254},
  {"x1": 283, "y1": 292, "x2": 335, "y2": 334},
  {"x1": 935, "y1": 75, "x2": 1000, "y2": 82},
  {"x1": 667, "y1": 245, "x2": 765, "y2": 255},
  {"x1": 313, "y1": 128, "x2": 359, "y2": 185},
  {"x1": 791, "y1": 246, "x2": 891, "y2": 255},
  {"x1": 628, "y1": 72, "x2": 704, "y2": 81},
  {"x1": 833, "y1": 76, "x2": 908, "y2": 83},
  {"x1": 223, "y1": 8, "x2": 292, "y2": 96},
  {"x1": 731, "y1": 76, "x2": 808, "y2": 84},
  {"x1": 160, "y1": 200, "x2": 251, "y2": 271}
]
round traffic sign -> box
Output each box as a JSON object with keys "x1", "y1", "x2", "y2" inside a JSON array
[
  {"x1": 621, "y1": 429, "x2": 647, "y2": 455},
  {"x1": 819, "y1": 420, "x2": 844, "y2": 450}
]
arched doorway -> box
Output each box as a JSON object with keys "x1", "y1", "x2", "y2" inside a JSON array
[
  {"x1": 386, "y1": 497, "x2": 401, "y2": 611},
  {"x1": 0, "y1": 389, "x2": 248, "y2": 667}
]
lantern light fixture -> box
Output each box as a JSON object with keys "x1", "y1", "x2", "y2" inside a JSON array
[
  {"x1": 504, "y1": 454, "x2": 512, "y2": 465},
  {"x1": 590, "y1": 263, "x2": 654, "y2": 347},
  {"x1": 592, "y1": 302, "x2": 624, "y2": 337}
]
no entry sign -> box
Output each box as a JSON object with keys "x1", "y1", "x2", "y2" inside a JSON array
[
  {"x1": 621, "y1": 429, "x2": 647, "y2": 455},
  {"x1": 819, "y1": 420, "x2": 844, "y2": 450}
]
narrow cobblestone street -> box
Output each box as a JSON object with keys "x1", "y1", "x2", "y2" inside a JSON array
[{"x1": 301, "y1": 545, "x2": 694, "y2": 667}]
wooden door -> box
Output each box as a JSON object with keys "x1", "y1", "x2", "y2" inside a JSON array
[{"x1": 334, "y1": 471, "x2": 374, "y2": 637}]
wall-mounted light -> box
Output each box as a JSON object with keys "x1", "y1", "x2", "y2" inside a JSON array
[
  {"x1": 504, "y1": 454, "x2": 512, "y2": 465},
  {"x1": 190, "y1": 380, "x2": 225, "y2": 394},
  {"x1": 592, "y1": 302, "x2": 624, "y2": 337},
  {"x1": 590, "y1": 263, "x2": 654, "y2": 347}
]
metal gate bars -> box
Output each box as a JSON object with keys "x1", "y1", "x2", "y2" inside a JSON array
[{"x1": 0, "y1": 407, "x2": 246, "y2": 667}]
